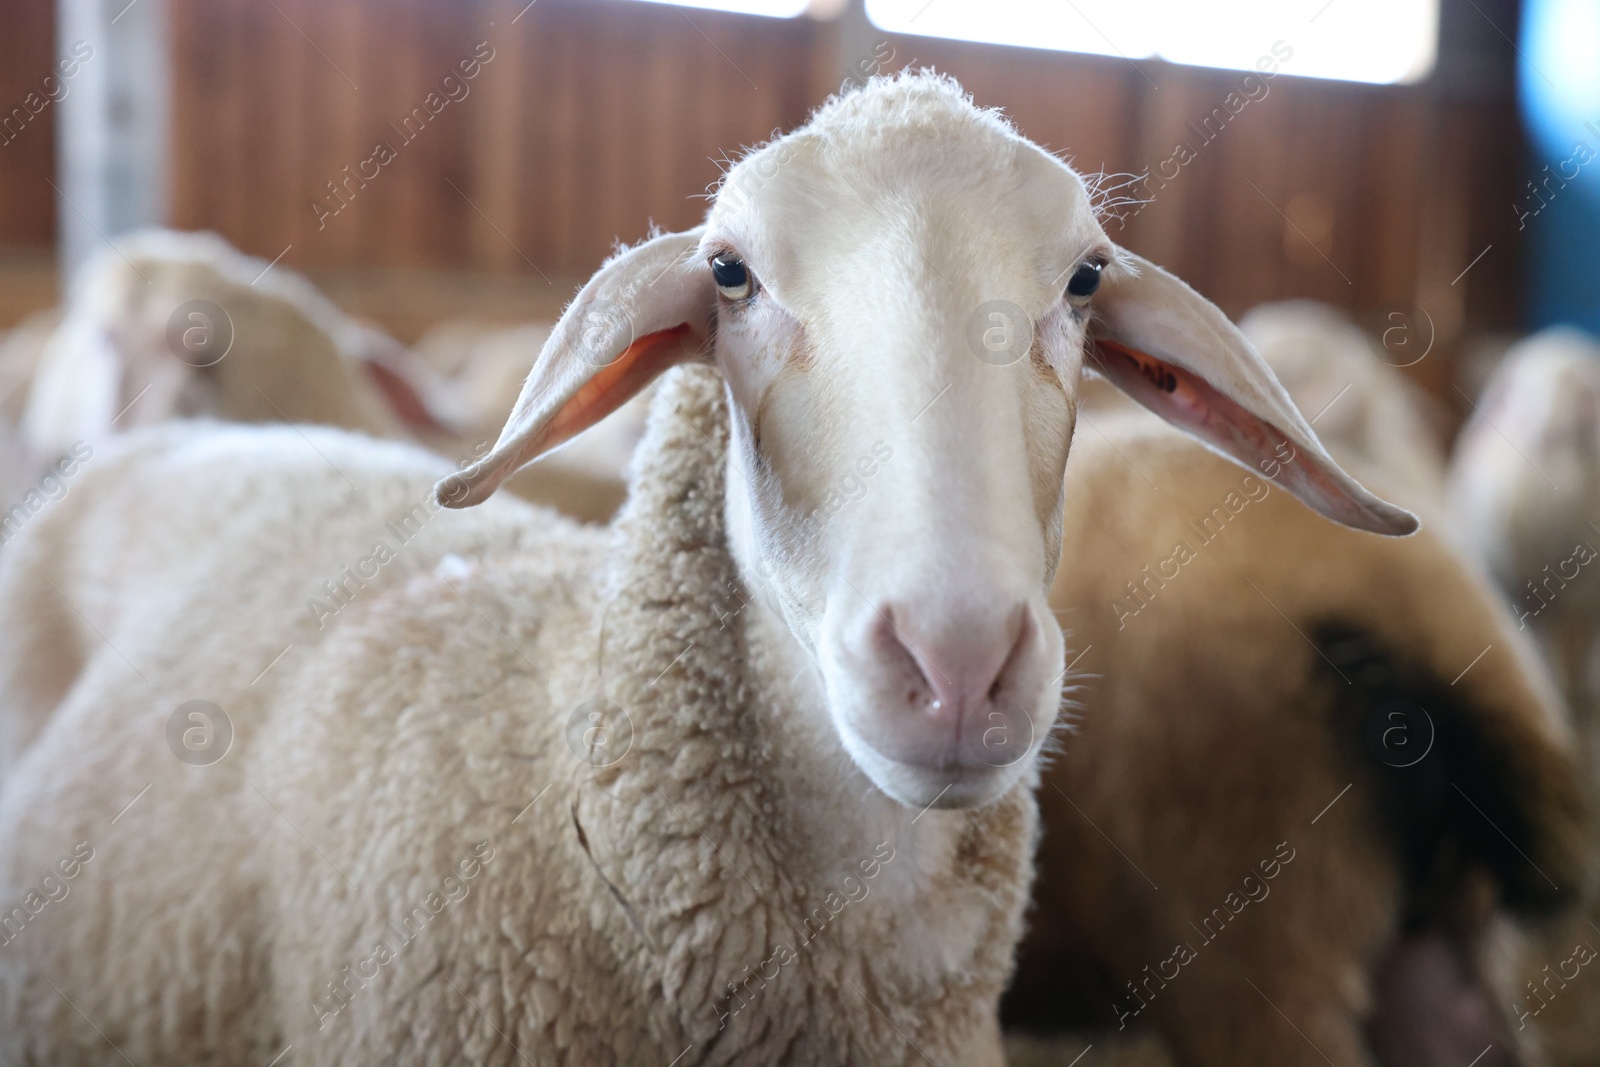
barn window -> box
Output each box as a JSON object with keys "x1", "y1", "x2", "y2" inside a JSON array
[
  {"x1": 622, "y1": 0, "x2": 812, "y2": 17},
  {"x1": 863, "y1": 0, "x2": 1440, "y2": 85}
]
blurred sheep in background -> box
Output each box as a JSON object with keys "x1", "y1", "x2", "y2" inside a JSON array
[
  {"x1": 1441, "y1": 327, "x2": 1600, "y2": 1065},
  {"x1": 1450, "y1": 330, "x2": 1600, "y2": 740},
  {"x1": 20, "y1": 229, "x2": 420, "y2": 455},
  {"x1": 2, "y1": 229, "x2": 639, "y2": 526}
]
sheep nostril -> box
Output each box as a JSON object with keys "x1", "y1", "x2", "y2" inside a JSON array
[
  {"x1": 991, "y1": 606, "x2": 1033, "y2": 702},
  {"x1": 874, "y1": 601, "x2": 1032, "y2": 721}
]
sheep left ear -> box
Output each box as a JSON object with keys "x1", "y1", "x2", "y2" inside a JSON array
[
  {"x1": 437, "y1": 227, "x2": 713, "y2": 508},
  {"x1": 1087, "y1": 250, "x2": 1418, "y2": 536}
]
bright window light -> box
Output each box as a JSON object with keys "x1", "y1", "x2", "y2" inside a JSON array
[
  {"x1": 621, "y1": 0, "x2": 810, "y2": 16},
  {"x1": 864, "y1": 0, "x2": 1439, "y2": 85},
  {"x1": 1521, "y1": 0, "x2": 1600, "y2": 159}
]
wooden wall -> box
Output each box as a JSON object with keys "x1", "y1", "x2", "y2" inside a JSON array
[
  {"x1": 0, "y1": 0, "x2": 59, "y2": 248},
  {"x1": 0, "y1": 0, "x2": 1528, "y2": 367},
  {"x1": 168, "y1": 0, "x2": 826, "y2": 280}
]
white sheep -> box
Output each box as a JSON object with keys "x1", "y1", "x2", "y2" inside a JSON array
[
  {"x1": 410, "y1": 318, "x2": 554, "y2": 426},
  {"x1": 0, "y1": 423, "x2": 39, "y2": 537},
  {"x1": 20, "y1": 229, "x2": 424, "y2": 458},
  {"x1": 0, "y1": 72, "x2": 1411, "y2": 1065},
  {"x1": 0, "y1": 311, "x2": 66, "y2": 520},
  {"x1": 19, "y1": 228, "x2": 642, "y2": 524},
  {"x1": 1449, "y1": 328, "x2": 1600, "y2": 734},
  {"x1": 1001, "y1": 398, "x2": 1584, "y2": 1066},
  {"x1": 1446, "y1": 328, "x2": 1600, "y2": 1065},
  {"x1": 0, "y1": 309, "x2": 58, "y2": 428}
]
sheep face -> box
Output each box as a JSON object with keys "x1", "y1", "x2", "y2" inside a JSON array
[
  {"x1": 439, "y1": 73, "x2": 1416, "y2": 812},
  {"x1": 698, "y1": 106, "x2": 1102, "y2": 810}
]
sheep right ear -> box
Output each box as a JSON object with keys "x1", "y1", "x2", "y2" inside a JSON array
[
  {"x1": 1087, "y1": 251, "x2": 1419, "y2": 537},
  {"x1": 436, "y1": 228, "x2": 713, "y2": 508}
]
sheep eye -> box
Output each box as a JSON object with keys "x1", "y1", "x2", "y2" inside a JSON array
[
  {"x1": 711, "y1": 254, "x2": 753, "y2": 300},
  {"x1": 1065, "y1": 261, "x2": 1103, "y2": 306}
]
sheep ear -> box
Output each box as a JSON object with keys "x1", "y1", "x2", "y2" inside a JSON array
[
  {"x1": 1086, "y1": 251, "x2": 1418, "y2": 536},
  {"x1": 22, "y1": 318, "x2": 187, "y2": 455},
  {"x1": 350, "y1": 329, "x2": 459, "y2": 437},
  {"x1": 21, "y1": 320, "x2": 122, "y2": 455},
  {"x1": 436, "y1": 228, "x2": 712, "y2": 508}
]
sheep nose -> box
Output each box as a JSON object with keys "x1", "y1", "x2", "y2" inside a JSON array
[{"x1": 870, "y1": 602, "x2": 1037, "y2": 765}]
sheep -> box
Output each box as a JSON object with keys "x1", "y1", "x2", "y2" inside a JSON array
[
  {"x1": 0, "y1": 71, "x2": 1413, "y2": 1065},
  {"x1": 410, "y1": 318, "x2": 554, "y2": 424},
  {"x1": 0, "y1": 311, "x2": 65, "y2": 516},
  {"x1": 0, "y1": 423, "x2": 38, "y2": 535},
  {"x1": 20, "y1": 229, "x2": 422, "y2": 458},
  {"x1": 999, "y1": 398, "x2": 1586, "y2": 1066},
  {"x1": 1239, "y1": 299, "x2": 1449, "y2": 509},
  {"x1": 1449, "y1": 328, "x2": 1600, "y2": 738},
  {"x1": 1, "y1": 273, "x2": 452, "y2": 548},
  {"x1": 0, "y1": 309, "x2": 59, "y2": 428},
  {"x1": 19, "y1": 228, "x2": 640, "y2": 524},
  {"x1": 1446, "y1": 332, "x2": 1600, "y2": 1067}
]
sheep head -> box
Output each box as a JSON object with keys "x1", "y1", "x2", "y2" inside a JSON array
[
  {"x1": 1451, "y1": 326, "x2": 1600, "y2": 593},
  {"x1": 439, "y1": 72, "x2": 1415, "y2": 811}
]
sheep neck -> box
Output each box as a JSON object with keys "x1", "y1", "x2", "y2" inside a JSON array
[{"x1": 560, "y1": 366, "x2": 1035, "y2": 1057}]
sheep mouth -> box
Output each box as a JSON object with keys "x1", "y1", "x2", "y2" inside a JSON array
[{"x1": 836, "y1": 718, "x2": 1043, "y2": 811}]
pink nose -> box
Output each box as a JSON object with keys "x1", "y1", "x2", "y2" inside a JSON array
[{"x1": 868, "y1": 602, "x2": 1038, "y2": 768}]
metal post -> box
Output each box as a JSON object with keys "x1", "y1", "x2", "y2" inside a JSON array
[{"x1": 55, "y1": 0, "x2": 169, "y2": 284}]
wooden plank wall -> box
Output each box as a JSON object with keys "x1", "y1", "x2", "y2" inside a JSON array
[
  {"x1": 0, "y1": 0, "x2": 1527, "y2": 367},
  {"x1": 167, "y1": 0, "x2": 826, "y2": 280},
  {"x1": 0, "y1": 0, "x2": 59, "y2": 248}
]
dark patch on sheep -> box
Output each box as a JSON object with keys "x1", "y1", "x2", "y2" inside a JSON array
[
  {"x1": 999, "y1": 946, "x2": 1124, "y2": 1033},
  {"x1": 954, "y1": 817, "x2": 987, "y2": 875},
  {"x1": 1028, "y1": 335, "x2": 1053, "y2": 375},
  {"x1": 1312, "y1": 620, "x2": 1577, "y2": 922}
]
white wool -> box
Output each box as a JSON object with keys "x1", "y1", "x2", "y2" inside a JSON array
[{"x1": 0, "y1": 368, "x2": 1030, "y2": 1065}]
